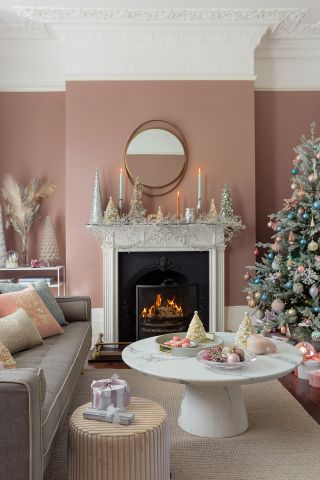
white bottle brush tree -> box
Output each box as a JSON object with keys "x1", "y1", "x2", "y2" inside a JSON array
[
  {"x1": 245, "y1": 123, "x2": 320, "y2": 346},
  {"x1": 40, "y1": 215, "x2": 60, "y2": 265}
]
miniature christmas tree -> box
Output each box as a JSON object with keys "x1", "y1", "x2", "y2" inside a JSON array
[
  {"x1": 40, "y1": 216, "x2": 60, "y2": 265},
  {"x1": 186, "y1": 311, "x2": 207, "y2": 342},
  {"x1": 235, "y1": 312, "x2": 256, "y2": 348},
  {"x1": 156, "y1": 206, "x2": 164, "y2": 222},
  {"x1": 89, "y1": 168, "x2": 103, "y2": 224},
  {"x1": 0, "y1": 205, "x2": 6, "y2": 268},
  {"x1": 207, "y1": 198, "x2": 218, "y2": 220},
  {"x1": 129, "y1": 177, "x2": 146, "y2": 221},
  {"x1": 220, "y1": 184, "x2": 234, "y2": 218},
  {"x1": 104, "y1": 196, "x2": 119, "y2": 223},
  {"x1": 245, "y1": 123, "x2": 320, "y2": 345}
]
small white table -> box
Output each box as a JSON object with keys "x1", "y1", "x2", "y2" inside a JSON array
[{"x1": 122, "y1": 333, "x2": 302, "y2": 438}]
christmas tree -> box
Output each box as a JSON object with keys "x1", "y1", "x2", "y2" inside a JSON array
[
  {"x1": 89, "y1": 168, "x2": 103, "y2": 224},
  {"x1": 245, "y1": 123, "x2": 320, "y2": 346},
  {"x1": 186, "y1": 311, "x2": 207, "y2": 342},
  {"x1": 235, "y1": 312, "x2": 256, "y2": 348},
  {"x1": 207, "y1": 198, "x2": 218, "y2": 220},
  {"x1": 104, "y1": 196, "x2": 119, "y2": 223},
  {"x1": 220, "y1": 184, "x2": 234, "y2": 218},
  {"x1": 40, "y1": 216, "x2": 60, "y2": 265},
  {"x1": 129, "y1": 177, "x2": 146, "y2": 221}
]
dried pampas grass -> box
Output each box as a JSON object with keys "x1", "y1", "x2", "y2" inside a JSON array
[{"x1": 1, "y1": 175, "x2": 56, "y2": 238}]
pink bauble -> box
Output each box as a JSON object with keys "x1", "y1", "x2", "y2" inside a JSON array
[
  {"x1": 244, "y1": 272, "x2": 251, "y2": 280},
  {"x1": 308, "y1": 174, "x2": 317, "y2": 183},
  {"x1": 275, "y1": 236, "x2": 282, "y2": 243},
  {"x1": 271, "y1": 298, "x2": 285, "y2": 313},
  {"x1": 316, "y1": 256, "x2": 320, "y2": 263},
  {"x1": 202, "y1": 350, "x2": 212, "y2": 361},
  {"x1": 316, "y1": 152, "x2": 320, "y2": 160},
  {"x1": 298, "y1": 207, "x2": 305, "y2": 215},
  {"x1": 295, "y1": 155, "x2": 301, "y2": 162},
  {"x1": 267, "y1": 221, "x2": 273, "y2": 228},
  {"x1": 297, "y1": 265, "x2": 305, "y2": 273},
  {"x1": 227, "y1": 353, "x2": 240, "y2": 363},
  {"x1": 275, "y1": 272, "x2": 283, "y2": 279}
]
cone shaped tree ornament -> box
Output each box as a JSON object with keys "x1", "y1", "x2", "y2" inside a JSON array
[
  {"x1": 235, "y1": 312, "x2": 256, "y2": 348},
  {"x1": 90, "y1": 168, "x2": 103, "y2": 224},
  {"x1": 104, "y1": 196, "x2": 119, "y2": 223},
  {"x1": 129, "y1": 177, "x2": 146, "y2": 221},
  {"x1": 207, "y1": 198, "x2": 218, "y2": 220},
  {"x1": 40, "y1": 216, "x2": 60, "y2": 265},
  {"x1": 0, "y1": 205, "x2": 6, "y2": 268},
  {"x1": 186, "y1": 311, "x2": 207, "y2": 342},
  {"x1": 156, "y1": 206, "x2": 164, "y2": 222},
  {"x1": 220, "y1": 184, "x2": 234, "y2": 218}
]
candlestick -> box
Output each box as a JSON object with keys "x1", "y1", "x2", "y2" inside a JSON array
[
  {"x1": 119, "y1": 167, "x2": 123, "y2": 212},
  {"x1": 197, "y1": 168, "x2": 202, "y2": 212},
  {"x1": 176, "y1": 191, "x2": 180, "y2": 220}
]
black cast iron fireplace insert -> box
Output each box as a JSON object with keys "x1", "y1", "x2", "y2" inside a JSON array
[{"x1": 118, "y1": 251, "x2": 209, "y2": 341}]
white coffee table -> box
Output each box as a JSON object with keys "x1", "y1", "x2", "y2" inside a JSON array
[{"x1": 122, "y1": 332, "x2": 302, "y2": 438}]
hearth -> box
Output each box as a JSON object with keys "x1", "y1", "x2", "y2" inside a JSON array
[
  {"x1": 118, "y1": 251, "x2": 209, "y2": 341},
  {"x1": 137, "y1": 283, "x2": 197, "y2": 339}
]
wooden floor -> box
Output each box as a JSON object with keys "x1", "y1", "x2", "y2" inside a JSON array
[{"x1": 87, "y1": 359, "x2": 320, "y2": 425}]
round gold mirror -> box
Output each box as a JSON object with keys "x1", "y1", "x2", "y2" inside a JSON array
[{"x1": 125, "y1": 120, "x2": 187, "y2": 196}]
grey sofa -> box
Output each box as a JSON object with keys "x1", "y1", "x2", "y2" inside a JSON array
[{"x1": 0, "y1": 296, "x2": 92, "y2": 480}]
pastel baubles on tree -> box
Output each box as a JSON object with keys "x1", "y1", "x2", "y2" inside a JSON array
[{"x1": 271, "y1": 298, "x2": 285, "y2": 313}]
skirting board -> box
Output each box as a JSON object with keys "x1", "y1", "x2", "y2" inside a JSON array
[{"x1": 91, "y1": 306, "x2": 249, "y2": 347}]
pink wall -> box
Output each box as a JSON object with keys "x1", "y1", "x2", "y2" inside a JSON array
[
  {"x1": 255, "y1": 91, "x2": 320, "y2": 244},
  {"x1": 66, "y1": 81, "x2": 256, "y2": 307},
  {"x1": 0, "y1": 92, "x2": 65, "y2": 265}
]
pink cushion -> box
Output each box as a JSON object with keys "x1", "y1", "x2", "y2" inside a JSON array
[{"x1": 0, "y1": 286, "x2": 64, "y2": 338}]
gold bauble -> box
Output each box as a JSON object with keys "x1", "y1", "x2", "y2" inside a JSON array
[
  {"x1": 308, "y1": 240, "x2": 318, "y2": 252},
  {"x1": 254, "y1": 291, "x2": 261, "y2": 300},
  {"x1": 297, "y1": 189, "x2": 306, "y2": 199},
  {"x1": 288, "y1": 307, "x2": 297, "y2": 317},
  {"x1": 291, "y1": 183, "x2": 298, "y2": 190},
  {"x1": 248, "y1": 299, "x2": 256, "y2": 308}
]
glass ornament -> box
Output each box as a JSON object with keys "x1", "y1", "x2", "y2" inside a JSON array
[
  {"x1": 285, "y1": 281, "x2": 293, "y2": 289},
  {"x1": 309, "y1": 284, "x2": 318, "y2": 298},
  {"x1": 311, "y1": 331, "x2": 320, "y2": 342},
  {"x1": 254, "y1": 278, "x2": 262, "y2": 285},
  {"x1": 313, "y1": 306, "x2": 320, "y2": 313},
  {"x1": 312, "y1": 200, "x2": 320, "y2": 210},
  {"x1": 261, "y1": 293, "x2": 269, "y2": 302},
  {"x1": 287, "y1": 212, "x2": 295, "y2": 220},
  {"x1": 267, "y1": 252, "x2": 275, "y2": 260},
  {"x1": 276, "y1": 226, "x2": 283, "y2": 232},
  {"x1": 302, "y1": 212, "x2": 310, "y2": 220},
  {"x1": 299, "y1": 238, "x2": 307, "y2": 246},
  {"x1": 291, "y1": 168, "x2": 298, "y2": 175},
  {"x1": 295, "y1": 342, "x2": 316, "y2": 356}
]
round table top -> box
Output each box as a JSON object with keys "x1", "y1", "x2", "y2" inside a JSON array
[
  {"x1": 70, "y1": 397, "x2": 167, "y2": 437},
  {"x1": 122, "y1": 332, "x2": 303, "y2": 386}
]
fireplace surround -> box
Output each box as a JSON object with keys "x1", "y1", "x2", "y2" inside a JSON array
[{"x1": 88, "y1": 222, "x2": 225, "y2": 342}]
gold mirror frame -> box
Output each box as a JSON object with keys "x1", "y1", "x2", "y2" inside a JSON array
[{"x1": 124, "y1": 120, "x2": 187, "y2": 197}]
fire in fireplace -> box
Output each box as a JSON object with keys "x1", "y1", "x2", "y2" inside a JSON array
[{"x1": 136, "y1": 283, "x2": 197, "y2": 339}]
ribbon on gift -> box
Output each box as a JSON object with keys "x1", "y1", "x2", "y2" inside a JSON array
[{"x1": 91, "y1": 373, "x2": 131, "y2": 409}]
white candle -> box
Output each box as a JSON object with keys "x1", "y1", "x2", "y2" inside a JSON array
[
  {"x1": 197, "y1": 168, "x2": 202, "y2": 211},
  {"x1": 176, "y1": 191, "x2": 180, "y2": 219},
  {"x1": 119, "y1": 168, "x2": 123, "y2": 211}
]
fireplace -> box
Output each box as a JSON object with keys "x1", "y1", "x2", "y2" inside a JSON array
[
  {"x1": 137, "y1": 283, "x2": 198, "y2": 339},
  {"x1": 118, "y1": 251, "x2": 209, "y2": 342}
]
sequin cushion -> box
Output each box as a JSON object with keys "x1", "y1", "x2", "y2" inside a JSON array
[
  {"x1": 0, "y1": 341, "x2": 16, "y2": 368},
  {"x1": 0, "y1": 286, "x2": 64, "y2": 338},
  {"x1": 0, "y1": 308, "x2": 43, "y2": 354}
]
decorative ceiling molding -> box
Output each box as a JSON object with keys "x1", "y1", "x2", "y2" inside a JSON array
[{"x1": 0, "y1": 16, "x2": 49, "y2": 38}]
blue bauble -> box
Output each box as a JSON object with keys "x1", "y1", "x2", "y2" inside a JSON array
[
  {"x1": 302, "y1": 212, "x2": 310, "y2": 220},
  {"x1": 313, "y1": 145, "x2": 318, "y2": 151},
  {"x1": 285, "y1": 281, "x2": 293, "y2": 289},
  {"x1": 291, "y1": 168, "x2": 298, "y2": 175},
  {"x1": 313, "y1": 306, "x2": 320, "y2": 314},
  {"x1": 254, "y1": 278, "x2": 262, "y2": 285},
  {"x1": 267, "y1": 252, "x2": 275, "y2": 260},
  {"x1": 313, "y1": 200, "x2": 320, "y2": 210},
  {"x1": 299, "y1": 238, "x2": 307, "y2": 246},
  {"x1": 261, "y1": 293, "x2": 269, "y2": 302},
  {"x1": 287, "y1": 212, "x2": 295, "y2": 220},
  {"x1": 276, "y1": 226, "x2": 283, "y2": 232}
]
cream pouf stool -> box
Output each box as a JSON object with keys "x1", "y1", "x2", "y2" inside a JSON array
[{"x1": 68, "y1": 397, "x2": 170, "y2": 480}]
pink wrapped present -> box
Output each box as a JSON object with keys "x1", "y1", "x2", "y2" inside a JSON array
[
  {"x1": 91, "y1": 373, "x2": 130, "y2": 410},
  {"x1": 309, "y1": 369, "x2": 320, "y2": 388}
]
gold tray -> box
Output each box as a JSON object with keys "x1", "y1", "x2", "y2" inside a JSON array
[{"x1": 155, "y1": 332, "x2": 224, "y2": 357}]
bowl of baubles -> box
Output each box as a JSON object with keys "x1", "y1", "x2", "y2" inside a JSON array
[{"x1": 197, "y1": 345, "x2": 257, "y2": 370}]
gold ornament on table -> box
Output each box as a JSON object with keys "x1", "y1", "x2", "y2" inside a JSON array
[
  {"x1": 156, "y1": 206, "x2": 164, "y2": 222},
  {"x1": 128, "y1": 177, "x2": 146, "y2": 221},
  {"x1": 186, "y1": 311, "x2": 207, "y2": 342},
  {"x1": 104, "y1": 196, "x2": 120, "y2": 223},
  {"x1": 1, "y1": 175, "x2": 56, "y2": 266},
  {"x1": 235, "y1": 312, "x2": 256, "y2": 348}
]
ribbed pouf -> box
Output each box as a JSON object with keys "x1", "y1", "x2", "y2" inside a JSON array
[{"x1": 68, "y1": 397, "x2": 170, "y2": 480}]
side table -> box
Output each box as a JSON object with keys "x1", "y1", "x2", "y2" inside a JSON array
[{"x1": 68, "y1": 397, "x2": 170, "y2": 480}]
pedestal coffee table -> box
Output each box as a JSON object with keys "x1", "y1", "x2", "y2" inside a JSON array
[{"x1": 122, "y1": 332, "x2": 302, "y2": 438}]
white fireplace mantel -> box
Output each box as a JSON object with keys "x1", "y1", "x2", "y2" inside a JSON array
[{"x1": 87, "y1": 222, "x2": 226, "y2": 342}]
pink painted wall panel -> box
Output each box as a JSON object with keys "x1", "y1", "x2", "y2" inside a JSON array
[
  {"x1": 65, "y1": 81, "x2": 256, "y2": 307},
  {"x1": 0, "y1": 92, "x2": 65, "y2": 266},
  {"x1": 255, "y1": 91, "x2": 320, "y2": 244}
]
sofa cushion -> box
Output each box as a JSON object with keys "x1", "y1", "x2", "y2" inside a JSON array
[
  {"x1": 0, "y1": 308, "x2": 43, "y2": 353},
  {"x1": 0, "y1": 341, "x2": 16, "y2": 369},
  {"x1": 0, "y1": 286, "x2": 64, "y2": 338},
  {"x1": 13, "y1": 320, "x2": 92, "y2": 457},
  {"x1": 0, "y1": 280, "x2": 68, "y2": 326}
]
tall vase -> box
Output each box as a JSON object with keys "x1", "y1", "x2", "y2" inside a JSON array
[{"x1": 21, "y1": 233, "x2": 29, "y2": 266}]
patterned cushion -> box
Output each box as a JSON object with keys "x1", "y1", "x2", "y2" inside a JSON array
[
  {"x1": 0, "y1": 341, "x2": 16, "y2": 368},
  {"x1": 0, "y1": 286, "x2": 64, "y2": 338},
  {"x1": 0, "y1": 280, "x2": 68, "y2": 326},
  {"x1": 0, "y1": 308, "x2": 43, "y2": 354}
]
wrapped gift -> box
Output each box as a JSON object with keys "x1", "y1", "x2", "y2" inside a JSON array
[
  {"x1": 309, "y1": 370, "x2": 320, "y2": 388},
  {"x1": 83, "y1": 405, "x2": 134, "y2": 425},
  {"x1": 91, "y1": 373, "x2": 130, "y2": 410}
]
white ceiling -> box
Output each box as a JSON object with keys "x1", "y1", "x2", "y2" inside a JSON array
[{"x1": 0, "y1": 1, "x2": 320, "y2": 91}]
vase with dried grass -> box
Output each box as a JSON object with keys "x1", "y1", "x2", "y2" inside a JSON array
[{"x1": 1, "y1": 175, "x2": 56, "y2": 266}]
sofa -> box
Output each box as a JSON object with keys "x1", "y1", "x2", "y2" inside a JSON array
[{"x1": 0, "y1": 296, "x2": 92, "y2": 480}]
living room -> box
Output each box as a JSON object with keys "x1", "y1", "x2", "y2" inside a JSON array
[{"x1": 0, "y1": 1, "x2": 320, "y2": 479}]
